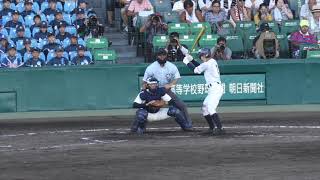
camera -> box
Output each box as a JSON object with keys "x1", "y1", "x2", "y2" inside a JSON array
[
  {"x1": 87, "y1": 15, "x2": 104, "y2": 37},
  {"x1": 167, "y1": 46, "x2": 177, "y2": 61},
  {"x1": 217, "y1": 44, "x2": 225, "y2": 52}
]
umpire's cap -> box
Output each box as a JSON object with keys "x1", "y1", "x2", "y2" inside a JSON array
[{"x1": 157, "y1": 48, "x2": 167, "y2": 56}]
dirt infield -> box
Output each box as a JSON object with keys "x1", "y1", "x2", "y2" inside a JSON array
[{"x1": 1, "y1": 112, "x2": 320, "y2": 180}]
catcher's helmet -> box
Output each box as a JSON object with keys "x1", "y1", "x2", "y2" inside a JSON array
[
  {"x1": 198, "y1": 48, "x2": 211, "y2": 59},
  {"x1": 146, "y1": 77, "x2": 159, "y2": 85}
]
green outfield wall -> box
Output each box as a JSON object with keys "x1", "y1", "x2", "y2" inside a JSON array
[{"x1": 0, "y1": 59, "x2": 319, "y2": 113}]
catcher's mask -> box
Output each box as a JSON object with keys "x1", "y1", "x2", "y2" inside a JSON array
[{"x1": 146, "y1": 77, "x2": 159, "y2": 93}]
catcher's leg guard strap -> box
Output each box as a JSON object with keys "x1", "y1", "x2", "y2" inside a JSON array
[
  {"x1": 204, "y1": 115, "x2": 215, "y2": 130},
  {"x1": 211, "y1": 113, "x2": 222, "y2": 129},
  {"x1": 168, "y1": 106, "x2": 192, "y2": 129}
]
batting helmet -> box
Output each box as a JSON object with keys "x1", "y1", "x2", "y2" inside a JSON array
[{"x1": 198, "y1": 48, "x2": 211, "y2": 59}]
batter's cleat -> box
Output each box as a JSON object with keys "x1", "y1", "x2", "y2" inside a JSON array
[
  {"x1": 214, "y1": 128, "x2": 226, "y2": 135},
  {"x1": 182, "y1": 127, "x2": 194, "y2": 132}
]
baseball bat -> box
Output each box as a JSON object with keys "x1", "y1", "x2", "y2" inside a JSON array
[{"x1": 191, "y1": 26, "x2": 206, "y2": 52}]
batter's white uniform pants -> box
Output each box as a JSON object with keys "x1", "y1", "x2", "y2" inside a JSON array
[
  {"x1": 202, "y1": 83, "x2": 223, "y2": 116},
  {"x1": 147, "y1": 108, "x2": 170, "y2": 122}
]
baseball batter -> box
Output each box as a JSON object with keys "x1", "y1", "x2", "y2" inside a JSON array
[
  {"x1": 131, "y1": 77, "x2": 192, "y2": 134},
  {"x1": 183, "y1": 48, "x2": 225, "y2": 135}
]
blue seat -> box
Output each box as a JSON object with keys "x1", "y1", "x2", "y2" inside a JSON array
[
  {"x1": 38, "y1": 39, "x2": 48, "y2": 49},
  {"x1": 16, "y1": 2, "x2": 24, "y2": 12},
  {"x1": 30, "y1": 39, "x2": 39, "y2": 48},
  {"x1": 32, "y1": 3, "x2": 40, "y2": 12},
  {"x1": 9, "y1": 28, "x2": 17, "y2": 38},
  {"x1": 40, "y1": 13, "x2": 47, "y2": 21},
  {"x1": 64, "y1": 1, "x2": 77, "y2": 13},
  {"x1": 24, "y1": 15, "x2": 35, "y2": 27},
  {"x1": 0, "y1": 3, "x2": 3, "y2": 11},
  {"x1": 63, "y1": 52, "x2": 69, "y2": 60},
  {"x1": 85, "y1": 51, "x2": 92, "y2": 60},
  {"x1": 78, "y1": 38, "x2": 86, "y2": 46},
  {"x1": 2, "y1": 16, "x2": 11, "y2": 25},
  {"x1": 69, "y1": 51, "x2": 77, "y2": 60},
  {"x1": 18, "y1": 16, "x2": 25, "y2": 24},
  {"x1": 16, "y1": 40, "x2": 24, "y2": 50},
  {"x1": 32, "y1": 27, "x2": 40, "y2": 37},
  {"x1": 40, "y1": 2, "x2": 48, "y2": 12},
  {"x1": 1, "y1": 28, "x2": 9, "y2": 37},
  {"x1": 71, "y1": 14, "x2": 76, "y2": 23},
  {"x1": 46, "y1": 51, "x2": 55, "y2": 62},
  {"x1": 25, "y1": 28, "x2": 32, "y2": 38},
  {"x1": 23, "y1": 52, "x2": 32, "y2": 62},
  {"x1": 66, "y1": 26, "x2": 76, "y2": 35},
  {"x1": 48, "y1": 27, "x2": 54, "y2": 33},
  {"x1": 62, "y1": 38, "x2": 71, "y2": 48},
  {"x1": 46, "y1": 14, "x2": 55, "y2": 23},
  {"x1": 10, "y1": 3, "x2": 16, "y2": 10},
  {"x1": 63, "y1": 13, "x2": 72, "y2": 25},
  {"x1": 40, "y1": 52, "x2": 46, "y2": 61},
  {"x1": 57, "y1": 2, "x2": 63, "y2": 11}
]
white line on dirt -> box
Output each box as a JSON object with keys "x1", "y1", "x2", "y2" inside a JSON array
[{"x1": 1, "y1": 125, "x2": 320, "y2": 138}]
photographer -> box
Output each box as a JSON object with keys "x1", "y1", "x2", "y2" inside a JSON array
[
  {"x1": 76, "y1": 12, "x2": 105, "y2": 39},
  {"x1": 211, "y1": 37, "x2": 232, "y2": 60},
  {"x1": 165, "y1": 32, "x2": 189, "y2": 62},
  {"x1": 140, "y1": 14, "x2": 168, "y2": 62}
]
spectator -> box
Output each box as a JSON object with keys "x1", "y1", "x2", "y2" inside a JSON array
[
  {"x1": 254, "y1": 3, "x2": 272, "y2": 25},
  {"x1": 34, "y1": 21, "x2": 50, "y2": 41},
  {"x1": 119, "y1": 0, "x2": 131, "y2": 32},
  {"x1": 42, "y1": 33, "x2": 60, "y2": 56},
  {"x1": 19, "y1": 38, "x2": 33, "y2": 60},
  {"x1": 204, "y1": 0, "x2": 227, "y2": 27},
  {"x1": 140, "y1": 14, "x2": 168, "y2": 62},
  {"x1": 106, "y1": 0, "x2": 115, "y2": 27},
  {"x1": 172, "y1": 0, "x2": 196, "y2": 14},
  {"x1": 24, "y1": 48, "x2": 45, "y2": 67},
  {"x1": 30, "y1": 15, "x2": 42, "y2": 32},
  {"x1": 211, "y1": 36, "x2": 232, "y2": 60},
  {"x1": 142, "y1": 48, "x2": 193, "y2": 127},
  {"x1": 220, "y1": 0, "x2": 236, "y2": 12},
  {"x1": 77, "y1": 0, "x2": 96, "y2": 16},
  {"x1": 65, "y1": 35, "x2": 79, "y2": 53},
  {"x1": 127, "y1": 0, "x2": 153, "y2": 27},
  {"x1": 271, "y1": 0, "x2": 293, "y2": 24},
  {"x1": 1, "y1": 45, "x2": 23, "y2": 68},
  {"x1": 43, "y1": 0, "x2": 58, "y2": 16},
  {"x1": 127, "y1": 0, "x2": 154, "y2": 17},
  {"x1": 245, "y1": 0, "x2": 264, "y2": 19},
  {"x1": 180, "y1": 0, "x2": 204, "y2": 23},
  {"x1": 21, "y1": 1, "x2": 36, "y2": 18},
  {"x1": 252, "y1": 22, "x2": 279, "y2": 59},
  {"x1": 309, "y1": 4, "x2": 320, "y2": 34},
  {"x1": 289, "y1": 20, "x2": 317, "y2": 58},
  {"x1": 230, "y1": 0, "x2": 250, "y2": 26},
  {"x1": 4, "y1": 11, "x2": 23, "y2": 29},
  {"x1": 166, "y1": 32, "x2": 189, "y2": 62},
  {"x1": 300, "y1": 0, "x2": 317, "y2": 20},
  {"x1": 50, "y1": 11, "x2": 69, "y2": 31},
  {"x1": 56, "y1": 22, "x2": 72, "y2": 42},
  {"x1": 0, "y1": 0, "x2": 14, "y2": 17},
  {"x1": 198, "y1": 0, "x2": 214, "y2": 14},
  {"x1": 12, "y1": 25, "x2": 28, "y2": 45},
  {"x1": 73, "y1": 8, "x2": 86, "y2": 29},
  {"x1": 0, "y1": 35, "x2": 9, "y2": 53},
  {"x1": 47, "y1": 46, "x2": 70, "y2": 66},
  {"x1": 71, "y1": 45, "x2": 93, "y2": 65}
]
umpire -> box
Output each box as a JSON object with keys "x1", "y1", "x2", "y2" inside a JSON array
[{"x1": 142, "y1": 48, "x2": 192, "y2": 126}]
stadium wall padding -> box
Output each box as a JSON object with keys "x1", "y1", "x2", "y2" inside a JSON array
[{"x1": 0, "y1": 60, "x2": 319, "y2": 113}]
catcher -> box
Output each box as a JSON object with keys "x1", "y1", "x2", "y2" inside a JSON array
[{"x1": 131, "y1": 77, "x2": 193, "y2": 134}]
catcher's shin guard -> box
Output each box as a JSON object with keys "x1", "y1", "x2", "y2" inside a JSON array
[
  {"x1": 131, "y1": 109, "x2": 148, "y2": 133},
  {"x1": 204, "y1": 115, "x2": 215, "y2": 130},
  {"x1": 168, "y1": 106, "x2": 192, "y2": 130}
]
